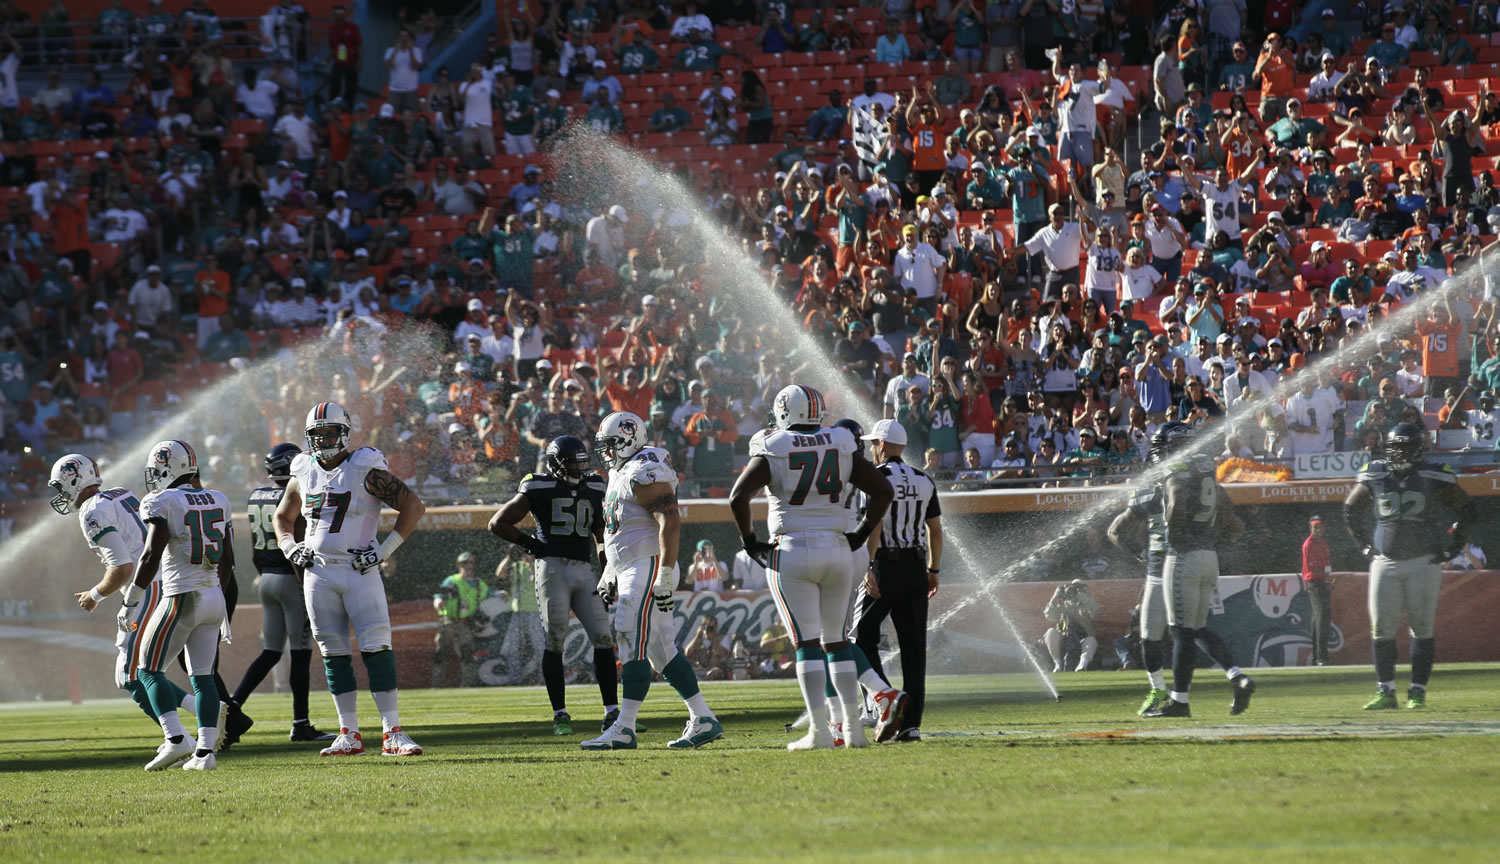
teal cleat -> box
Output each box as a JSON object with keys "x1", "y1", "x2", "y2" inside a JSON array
[
  {"x1": 668, "y1": 716, "x2": 724, "y2": 749},
  {"x1": 580, "y1": 725, "x2": 637, "y2": 750}
]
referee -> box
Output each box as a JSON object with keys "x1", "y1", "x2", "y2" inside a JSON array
[{"x1": 851, "y1": 419, "x2": 942, "y2": 743}]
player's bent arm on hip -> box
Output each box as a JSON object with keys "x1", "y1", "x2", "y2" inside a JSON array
[
  {"x1": 1106, "y1": 506, "x2": 1146, "y2": 560},
  {"x1": 1432, "y1": 480, "x2": 1478, "y2": 558},
  {"x1": 1215, "y1": 485, "x2": 1244, "y2": 545},
  {"x1": 1342, "y1": 484, "x2": 1375, "y2": 553},
  {"x1": 367, "y1": 468, "x2": 424, "y2": 562},
  {"x1": 122, "y1": 519, "x2": 169, "y2": 606},
  {"x1": 1162, "y1": 473, "x2": 1196, "y2": 552},
  {"x1": 849, "y1": 454, "x2": 894, "y2": 545},
  {"x1": 488, "y1": 492, "x2": 545, "y2": 556},
  {"x1": 728, "y1": 456, "x2": 774, "y2": 564},
  {"x1": 273, "y1": 476, "x2": 303, "y2": 542},
  {"x1": 925, "y1": 517, "x2": 943, "y2": 598}
]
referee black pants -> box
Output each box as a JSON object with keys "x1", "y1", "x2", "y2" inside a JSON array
[{"x1": 853, "y1": 549, "x2": 928, "y2": 731}]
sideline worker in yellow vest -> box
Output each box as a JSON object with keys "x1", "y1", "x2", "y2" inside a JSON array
[{"x1": 432, "y1": 551, "x2": 488, "y2": 687}]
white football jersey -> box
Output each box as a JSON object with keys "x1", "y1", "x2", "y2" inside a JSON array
[
  {"x1": 78, "y1": 487, "x2": 147, "y2": 567},
  {"x1": 140, "y1": 486, "x2": 232, "y2": 596},
  {"x1": 603, "y1": 446, "x2": 676, "y2": 565},
  {"x1": 290, "y1": 447, "x2": 387, "y2": 556},
  {"x1": 749, "y1": 425, "x2": 858, "y2": 535}
]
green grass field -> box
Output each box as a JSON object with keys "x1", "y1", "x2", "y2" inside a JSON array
[{"x1": 3, "y1": 665, "x2": 1499, "y2": 863}]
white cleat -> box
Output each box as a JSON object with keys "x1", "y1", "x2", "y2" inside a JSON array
[
  {"x1": 320, "y1": 728, "x2": 365, "y2": 756},
  {"x1": 829, "y1": 722, "x2": 845, "y2": 748},
  {"x1": 182, "y1": 751, "x2": 216, "y2": 771},
  {"x1": 843, "y1": 722, "x2": 871, "y2": 749},
  {"x1": 871, "y1": 688, "x2": 909, "y2": 743},
  {"x1": 145, "y1": 737, "x2": 195, "y2": 772},
  {"x1": 381, "y1": 727, "x2": 423, "y2": 756},
  {"x1": 787, "y1": 728, "x2": 836, "y2": 751},
  {"x1": 213, "y1": 701, "x2": 231, "y2": 754},
  {"x1": 788, "y1": 710, "x2": 811, "y2": 730},
  {"x1": 580, "y1": 723, "x2": 638, "y2": 751}
]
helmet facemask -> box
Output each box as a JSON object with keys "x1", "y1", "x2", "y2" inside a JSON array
[{"x1": 306, "y1": 422, "x2": 349, "y2": 462}]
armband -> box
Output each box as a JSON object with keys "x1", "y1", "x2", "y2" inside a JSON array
[
  {"x1": 377, "y1": 530, "x2": 406, "y2": 562},
  {"x1": 278, "y1": 534, "x2": 298, "y2": 557},
  {"x1": 927, "y1": 568, "x2": 941, "y2": 575},
  {"x1": 89, "y1": 587, "x2": 106, "y2": 603}
]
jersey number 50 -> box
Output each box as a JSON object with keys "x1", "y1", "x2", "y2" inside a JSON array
[{"x1": 551, "y1": 497, "x2": 595, "y2": 537}]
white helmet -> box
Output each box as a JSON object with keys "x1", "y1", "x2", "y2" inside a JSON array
[
  {"x1": 305, "y1": 401, "x2": 352, "y2": 462},
  {"x1": 772, "y1": 384, "x2": 827, "y2": 431},
  {"x1": 595, "y1": 411, "x2": 647, "y2": 469},
  {"x1": 48, "y1": 453, "x2": 101, "y2": 515},
  {"x1": 144, "y1": 440, "x2": 199, "y2": 492}
]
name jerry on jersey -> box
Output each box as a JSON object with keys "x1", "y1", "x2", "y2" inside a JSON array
[{"x1": 788, "y1": 432, "x2": 836, "y2": 448}]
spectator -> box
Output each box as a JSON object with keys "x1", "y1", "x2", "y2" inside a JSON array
[
  {"x1": 684, "y1": 389, "x2": 736, "y2": 484},
  {"x1": 327, "y1": 4, "x2": 362, "y2": 105},
  {"x1": 1023, "y1": 203, "x2": 1083, "y2": 302},
  {"x1": 203, "y1": 315, "x2": 251, "y2": 363},
  {"x1": 384, "y1": 28, "x2": 424, "y2": 113},
  {"x1": 689, "y1": 540, "x2": 728, "y2": 592},
  {"x1": 459, "y1": 62, "x2": 495, "y2": 158}
]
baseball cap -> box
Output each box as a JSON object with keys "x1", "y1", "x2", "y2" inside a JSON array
[
  {"x1": 902, "y1": 224, "x2": 918, "y2": 236},
  {"x1": 903, "y1": 351, "x2": 918, "y2": 360},
  {"x1": 546, "y1": 89, "x2": 561, "y2": 99},
  {"x1": 354, "y1": 247, "x2": 370, "y2": 257},
  {"x1": 1310, "y1": 240, "x2": 1327, "y2": 252},
  {"x1": 848, "y1": 320, "x2": 867, "y2": 332},
  {"x1": 861, "y1": 419, "x2": 908, "y2": 446},
  {"x1": 609, "y1": 204, "x2": 628, "y2": 222},
  {"x1": 456, "y1": 551, "x2": 475, "y2": 562},
  {"x1": 467, "y1": 298, "x2": 484, "y2": 312},
  {"x1": 378, "y1": 104, "x2": 395, "y2": 118},
  {"x1": 1132, "y1": 330, "x2": 1149, "y2": 343},
  {"x1": 641, "y1": 294, "x2": 658, "y2": 306},
  {"x1": 1216, "y1": 333, "x2": 1234, "y2": 344},
  {"x1": 454, "y1": 361, "x2": 472, "y2": 374}
]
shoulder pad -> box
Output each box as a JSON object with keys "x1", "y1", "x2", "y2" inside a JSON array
[
  {"x1": 289, "y1": 453, "x2": 313, "y2": 477},
  {"x1": 827, "y1": 425, "x2": 858, "y2": 453},
  {"x1": 583, "y1": 474, "x2": 607, "y2": 490},
  {"x1": 621, "y1": 452, "x2": 671, "y2": 487},
  {"x1": 139, "y1": 490, "x2": 170, "y2": 522},
  {"x1": 1418, "y1": 465, "x2": 1458, "y2": 483},
  {"x1": 519, "y1": 473, "x2": 557, "y2": 493},
  {"x1": 349, "y1": 447, "x2": 388, "y2": 471},
  {"x1": 748, "y1": 428, "x2": 771, "y2": 458},
  {"x1": 1358, "y1": 461, "x2": 1391, "y2": 481}
]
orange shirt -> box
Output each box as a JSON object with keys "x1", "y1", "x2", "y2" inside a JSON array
[
  {"x1": 1258, "y1": 50, "x2": 1293, "y2": 99},
  {"x1": 50, "y1": 198, "x2": 89, "y2": 255},
  {"x1": 1224, "y1": 131, "x2": 1256, "y2": 178},
  {"x1": 1415, "y1": 318, "x2": 1461, "y2": 378},
  {"x1": 197, "y1": 269, "x2": 231, "y2": 318},
  {"x1": 603, "y1": 380, "x2": 654, "y2": 418},
  {"x1": 911, "y1": 123, "x2": 945, "y2": 171}
]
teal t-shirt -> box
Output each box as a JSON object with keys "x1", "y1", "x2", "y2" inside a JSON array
[
  {"x1": 1004, "y1": 165, "x2": 1047, "y2": 222},
  {"x1": 620, "y1": 44, "x2": 660, "y2": 74},
  {"x1": 500, "y1": 85, "x2": 534, "y2": 137},
  {"x1": 492, "y1": 228, "x2": 536, "y2": 281},
  {"x1": 676, "y1": 42, "x2": 728, "y2": 70},
  {"x1": 0, "y1": 350, "x2": 29, "y2": 403},
  {"x1": 928, "y1": 396, "x2": 960, "y2": 454},
  {"x1": 585, "y1": 105, "x2": 624, "y2": 133},
  {"x1": 836, "y1": 192, "x2": 870, "y2": 245},
  {"x1": 1217, "y1": 62, "x2": 1252, "y2": 92},
  {"x1": 650, "y1": 107, "x2": 690, "y2": 131}
]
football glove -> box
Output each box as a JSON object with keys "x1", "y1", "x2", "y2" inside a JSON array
[
  {"x1": 116, "y1": 604, "x2": 133, "y2": 634},
  {"x1": 519, "y1": 535, "x2": 547, "y2": 557},
  {"x1": 653, "y1": 587, "x2": 676, "y2": 613},
  {"x1": 845, "y1": 527, "x2": 872, "y2": 551},
  {"x1": 349, "y1": 544, "x2": 380, "y2": 574},
  {"x1": 741, "y1": 534, "x2": 775, "y2": 568},
  {"x1": 596, "y1": 570, "x2": 618, "y2": 609},
  {"x1": 652, "y1": 563, "x2": 677, "y2": 612},
  {"x1": 1360, "y1": 544, "x2": 1375, "y2": 560},
  {"x1": 286, "y1": 542, "x2": 316, "y2": 568}
]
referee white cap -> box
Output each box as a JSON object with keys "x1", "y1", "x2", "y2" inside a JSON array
[{"x1": 862, "y1": 419, "x2": 908, "y2": 446}]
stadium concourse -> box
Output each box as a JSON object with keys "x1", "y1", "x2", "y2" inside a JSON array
[{"x1": 5, "y1": 2, "x2": 1500, "y2": 544}]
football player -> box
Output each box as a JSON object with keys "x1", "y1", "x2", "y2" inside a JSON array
[
  {"x1": 580, "y1": 411, "x2": 725, "y2": 751},
  {"x1": 729, "y1": 387, "x2": 898, "y2": 750},
  {"x1": 273, "y1": 402, "x2": 427, "y2": 757},
  {"x1": 228, "y1": 443, "x2": 335, "y2": 743},
  {"x1": 126, "y1": 440, "x2": 235, "y2": 771},
  {"x1": 1108, "y1": 425, "x2": 1256, "y2": 718},
  {"x1": 1142, "y1": 422, "x2": 1248, "y2": 719},
  {"x1": 49, "y1": 453, "x2": 204, "y2": 770},
  {"x1": 1343, "y1": 422, "x2": 1476, "y2": 709},
  {"x1": 488, "y1": 435, "x2": 620, "y2": 735}
]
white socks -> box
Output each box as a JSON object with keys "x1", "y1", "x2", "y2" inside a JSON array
[
  {"x1": 618, "y1": 698, "x2": 643, "y2": 730},
  {"x1": 1147, "y1": 669, "x2": 1166, "y2": 690},
  {"x1": 159, "y1": 709, "x2": 186, "y2": 739},
  {"x1": 196, "y1": 726, "x2": 218, "y2": 752},
  {"x1": 684, "y1": 693, "x2": 713, "y2": 720},
  {"x1": 795, "y1": 659, "x2": 830, "y2": 730},
  {"x1": 828, "y1": 659, "x2": 860, "y2": 727},
  {"x1": 179, "y1": 692, "x2": 197, "y2": 715},
  {"x1": 1170, "y1": 690, "x2": 1190, "y2": 704},
  {"x1": 858, "y1": 668, "x2": 888, "y2": 694},
  {"x1": 372, "y1": 689, "x2": 400, "y2": 732},
  {"x1": 333, "y1": 690, "x2": 359, "y2": 732},
  {"x1": 1378, "y1": 680, "x2": 1395, "y2": 693}
]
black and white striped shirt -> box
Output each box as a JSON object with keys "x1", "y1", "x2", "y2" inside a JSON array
[{"x1": 876, "y1": 458, "x2": 941, "y2": 551}]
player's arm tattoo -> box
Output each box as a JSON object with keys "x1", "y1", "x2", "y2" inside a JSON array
[
  {"x1": 364, "y1": 468, "x2": 411, "y2": 509},
  {"x1": 644, "y1": 490, "x2": 679, "y2": 517}
]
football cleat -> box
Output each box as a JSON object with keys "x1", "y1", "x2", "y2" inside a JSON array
[
  {"x1": 601, "y1": 709, "x2": 644, "y2": 733},
  {"x1": 289, "y1": 722, "x2": 337, "y2": 742},
  {"x1": 381, "y1": 727, "x2": 423, "y2": 756},
  {"x1": 1138, "y1": 687, "x2": 1168, "y2": 716},
  {"x1": 829, "y1": 722, "x2": 845, "y2": 748},
  {"x1": 787, "y1": 728, "x2": 836, "y2": 751},
  {"x1": 860, "y1": 711, "x2": 877, "y2": 728},
  {"x1": 668, "y1": 716, "x2": 723, "y2": 749},
  {"x1": 843, "y1": 721, "x2": 871, "y2": 749},
  {"x1": 320, "y1": 728, "x2": 365, "y2": 756},
  {"x1": 220, "y1": 705, "x2": 254, "y2": 751},
  {"x1": 786, "y1": 710, "x2": 811, "y2": 732},
  {"x1": 212, "y1": 702, "x2": 231, "y2": 753},
  {"x1": 871, "y1": 688, "x2": 909, "y2": 743},
  {"x1": 1363, "y1": 689, "x2": 1398, "y2": 711},
  {"x1": 1144, "y1": 699, "x2": 1192, "y2": 719},
  {"x1": 1229, "y1": 675, "x2": 1256, "y2": 716},
  {"x1": 1407, "y1": 687, "x2": 1427, "y2": 710},
  {"x1": 893, "y1": 727, "x2": 922, "y2": 743},
  {"x1": 181, "y1": 751, "x2": 216, "y2": 771},
  {"x1": 553, "y1": 712, "x2": 573, "y2": 736},
  {"x1": 145, "y1": 737, "x2": 195, "y2": 772},
  {"x1": 581, "y1": 724, "x2": 638, "y2": 751}
]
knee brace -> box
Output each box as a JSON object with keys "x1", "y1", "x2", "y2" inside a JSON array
[
  {"x1": 324, "y1": 654, "x2": 357, "y2": 695},
  {"x1": 362, "y1": 649, "x2": 398, "y2": 693}
]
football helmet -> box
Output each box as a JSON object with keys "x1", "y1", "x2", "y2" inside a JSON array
[
  {"x1": 48, "y1": 453, "x2": 101, "y2": 515},
  {"x1": 595, "y1": 411, "x2": 646, "y2": 469},
  {"x1": 772, "y1": 384, "x2": 827, "y2": 431},
  {"x1": 833, "y1": 418, "x2": 865, "y2": 459},
  {"x1": 144, "y1": 440, "x2": 199, "y2": 492},
  {"x1": 1148, "y1": 421, "x2": 1195, "y2": 465},
  {"x1": 304, "y1": 401, "x2": 352, "y2": 462},
  {"x1": 545, "y1": 435, "x2": 591, "y2": 483},
  {"x1": 265, "y1": 442, "x2": 301, "y2": 483},
  {"x1": 1385, "y1": 422, "x2": 1425, "y2": 474}
]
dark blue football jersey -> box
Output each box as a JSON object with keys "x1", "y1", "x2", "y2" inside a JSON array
[
  {"x1": 520, "y1": 472, "x2": 606, "y2": 562},
  {"x1": 247, "y1": 485, "x2": 302, "y2": 573},
  {"x1": 1358, "y1": 460, "x2": 1459, "y2": 560}
]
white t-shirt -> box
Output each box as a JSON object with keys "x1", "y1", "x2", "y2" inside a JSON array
[
  {"x1": 384, "y1": 46, "x2": 424, "y2": 93},
  {"x1": 273, "y1": 112, "x2": 315, "y2": 159},
  {"x1": 0, "y1": 54, "x2": 19, "y2": 109},
  {"x1": 1023, "y1": 222, "x2": 1083, "y2": 272},
  {"x1": 1120, "y1": 263, "x2": 1161, "y2": 302},
  {"x1": 461, "y1": 79, "x2": 494, "y2": 127},
  {"x1": 236, "y1": 79, "x2": 280, "y2": 120},
  {"x1": 1465, "y1": 408, "x2": 1500, "y2": 447},
  {"x1": 1056, "y1": 75, "x2": 1101, "y2": 133},
  {"x1": 1285, "y1": 390, "x2": 1335, "y2": 454},
  {"x1": 1145, "y1": 216, "x2": 1184, "y2": 259},
  {"x1": 128, "y1": 279, "x2": 175, "y2": 328},
  {"x1": 1084, "y1": 243, "x2": 1123, "y2": 297},
  {"x1": 1092, "y1": 76, "x2": 1134, "y2": 111},
  {"x1": 1199, "y1": 181, "x2": 1242, "y2": 240},
  {"x1": 892, "y1": 242, "x2": 945, "y2": 299}
]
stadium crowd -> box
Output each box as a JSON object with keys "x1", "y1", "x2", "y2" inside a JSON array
[{"x1": 5, "y1": 0, "x2": 1500, "y2": 533}]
